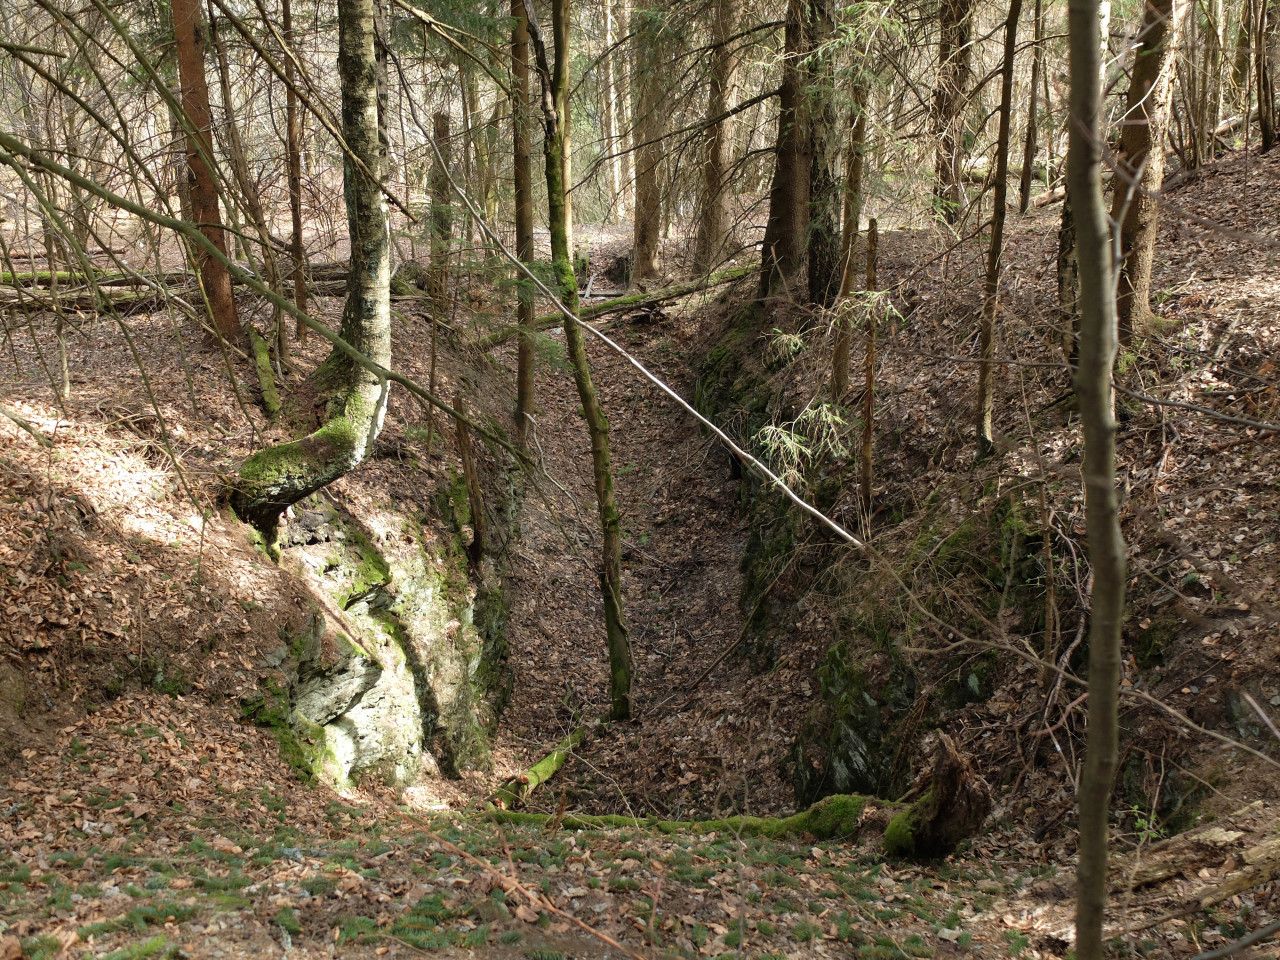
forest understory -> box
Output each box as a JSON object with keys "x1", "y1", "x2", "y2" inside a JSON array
[{"x1": 3, "y1": 138, "x2": 1280, "y2": 959}]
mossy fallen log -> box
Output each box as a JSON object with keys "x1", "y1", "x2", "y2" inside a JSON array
[
  {"x1": 475, "y1": 265, "x2": 753, "y2": 351},
  {"x1": 484, "y1": 733, "x2": 992, "y2": 861},
  {"x1": 490, "y1": 727, "x2": 586, "y2": 809},
  {"x1": 486, "y1": 793, "x2": 877, "y2": 841}
]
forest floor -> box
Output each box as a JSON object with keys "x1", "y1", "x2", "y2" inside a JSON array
[{"x1": 4, "y1": 151, "x2": 1280, "y2": 958}]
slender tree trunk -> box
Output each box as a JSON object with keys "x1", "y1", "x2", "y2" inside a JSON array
[
  {"x1": 1059, "y1": 0, "x2": 1111, "y2": 361},
  {"x1": 693, "y1": 0, "x2": 739, "y2": 272},
  {"x1": 859, "y1": 218, "x2": 877, "y2": 516},
  {"x1": 601, "y1": 0, "x2": 624, "y2": 219},
  {"x1": 171, "y1": 0, "x2": 240, "y2": 342},
  {"x1": 976, "y1": 0, "x2": 1023, "y2": 456},
  {"x1": 758, "y1": 0, "x2": 811, "y2": 303},
  {"x1": 282, "y1": 0, "x2": 308, "y2": 337},
  {"x1": 630, "y1": 5, "x2": 663, "y2": 285},
  {"x1": 1019, "y1": 0, "x2": 1045, "y2": 212},
  {"x1": 1233, "y1": 0, "x2": 1253, "y2": 100},
  {"x1": 231, "y1": 0, "x2": 391, "y2": 541},
  {"x1": 512, "y1": 0, "x2": 536, "y2": 446},
  {"x1": 1112, "y1": 0, "x2": 1184, "y2": 342},
  {"x1": 934, "y1": 0, "x2": 975, "y2": 224},
  {"x1": 614, "y1": 0, "x2": 633, "y2": 215},
  {"x1": 208, "y1": 5, "x2": 286, "y2": 378},
  {"x1": 831, "y1": 81, "x2": 868, "y2": 400},
  {"x1": 1066, "y1": 1, "x2": 1127, "y2": 956},
  {"x1": 807, "y1": 0, "x2": 842, "y2": 307},
  {"x1": 426, "y1": 110, "x2": 452, "y2": 447},
  {"x1": 526, "y1": 0, "x2": 632, "y2": 720}
]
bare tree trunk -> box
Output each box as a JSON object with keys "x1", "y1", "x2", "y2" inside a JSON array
[
  {"x1": 614, "y1": 0, "x2": 633, "y2": 215},
  {"x1": 1019, "y1": 0, "x2": 1045, "y2": 212},
  {"x1": 282, "y1": 0, "x2": 308, "y2": 340},
  {"x1": 1059, "y1": 0, "x2": 1111, "y2": 360},
  {"x1": 1066, "y1": 0, "x2": 1127, "y2": 956},
  {"x1": 692, "y1": 0, "x2": 739, "y2": 272},
  {"x1": 976, "y1": 0, "x2": 1022, "y2": 456},
  {"x1": 758, "y1": 0, "x2": 811, "y2": 303},
  {"x1": 512, "y1": 0, "x2": 536, "y2": 446},
  {"x1": 526, "y1": 0, "x2": 633, "y2": 720},
  {"x1": 934, "y1": 0, "x2": 975, "y2": 224},
  {"x1": 630, "y1": 6, "x2": 663, "y2": 285},
  {"x1": 1112, "y1": 0, "x2": 1184, "y2": 342},
  {"x1": 172, "y1": 0, "x2": 240, "y2": 342},
  {"x1": 231, "y1": 0, "x2": 391, "y2": 541}
]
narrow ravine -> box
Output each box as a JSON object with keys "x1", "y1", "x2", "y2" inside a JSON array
[{"x1": 495, "y1": 272, "x2": 764, "y2": 817}]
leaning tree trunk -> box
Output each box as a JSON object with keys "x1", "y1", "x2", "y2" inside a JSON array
[
  {"x1": 630, "y1": 5, "x2": 664, "y2": 285},
  {"x1": 1067, "y1": 0, "x2": 1128, "y2": 957},
  {"x1": 830, "y1": 79, "x2": 869, "y2": 400},
  {"x1": 512, "y1": 0, "x2": 537, "y2": 446},
  {"x1": 526, "y1": 0, "x2": 633, "y2": 720},
  {"x1": 1111, "y1": 0, "x2": 1184, "y2": 343},
  {"x1": 758, "y1": 0, "x2": 811, "y2": 303},
  {"x1": 171, "y1": 0, "x2": 240, "y2": 342},
  {"x1": 976, "y1": 0, "x2": 1022, "y2": 456},
  {"x1": 934, "y1": 0, "x2": 975, "y2": 224},
  {"x1": 230, "y1": 0, "x2": 390, "y2": 542},
  {"x1": 692, "y1": 0, "x2": 740, "y2": 272}
]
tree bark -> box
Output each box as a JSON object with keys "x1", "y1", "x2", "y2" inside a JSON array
[
  {"x1": 976, "y1": 0, "x2": 1022, "y2": 456},
  {"x1": 1066, "y1": 0, "x2": 1128, "y2": 956},
  {"x1": 630, "y1": 6, "x2": 663, "y2": 285},
  {"x1": 807, "y1": 0, "x2": 842, "y2": 307},
  {"x1": 692, "y1": 0, "x2": 740, "y2": 272},
  {"x1": 934, "y1": 0, "x2": 975, "y2": 224},
  {"x1": 526, "y1": 0, "x2": 633, "y2": 721},
  {"x1": 1111, "y1": 0, "x2": 1184, "y2": 342},
  {"x1": 512, "y1": 0, "x2": 536, "y2": 447},
  {"x1": 230, "y1": 0, "x2": 391, "y2": 542},
  {"x1": 859, "y1": 218, "x2": 877, "y2": 516},
  {"x1": 758, "y1": 0, "x2": 811, "y2": 303},
  {"x1": 171, "y1": 0, "x2": 240, "y2": 342}
]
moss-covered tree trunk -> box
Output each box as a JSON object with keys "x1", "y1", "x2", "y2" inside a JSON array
[
  {"x1": 526, "y1": 0, "x2": 633, "y2": 720},
  {"x1": 230, "y1": 0, "x2": 391, "y2": 541}
]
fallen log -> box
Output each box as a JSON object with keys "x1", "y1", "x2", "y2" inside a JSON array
[
  {"x1": 474, "y1": 264, "x2": 754, "y2": 351},
  {"x1": 487, "y1": 733, "x2": 991, "y2": 861},
  {"x1": 490, "y1": 727, "x2": 585, "y2": 809}
]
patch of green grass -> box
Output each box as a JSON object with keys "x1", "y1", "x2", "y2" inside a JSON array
[
  {"x1": 77, "y1": 900, "x2": 196, "y2": 939},
  {"x1": 96, "y1": 935, "x2": 173, "y2": 960},
  {"x1": 275, "y1": 907, "x2": 302, "y2": 934},
  {"x1": 1005, "y1": 929, "x2": 1031, "y2": 957},
  {"x1": 608, "y1": 876, "x2": 640, "y2": 892},
  {"x1": 0, "y1": 862, "x2": 33, "y2": 883},
  {"x1": 523, "y1": 950, "x2": 565, "y2": 960},
  {"x1": 795, "y1": 920, "x2": 822, "y2": 942},
  {"x1": 302, "y1": 875, "x2": 337, "y2": 897},
  {"x1": 499, "y1": 930, "x2": 522, "y2": 945},
  {"x1": 21, "y1": 936, "x2": 63, "y2": 960}
]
